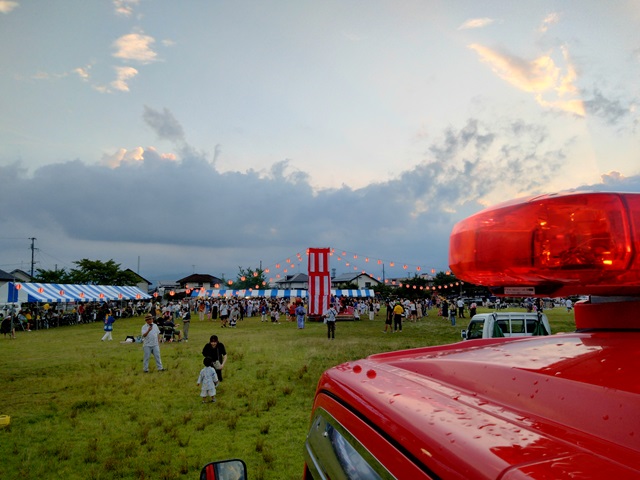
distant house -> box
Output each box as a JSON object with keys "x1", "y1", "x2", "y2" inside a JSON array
[
  {"x1": 10, "y1": 269, "x2": 32, "y2": 282},
  {"x1": 177, "y1": 274, "x2": 225, "y2": 290},
  {"x1": 0, "y1": 268, "x2": 15, "y2": 283},
  {"x1": 331, "y1": 272, "x2": 381, "y2": 289},
  {"x1": 124, "y1": 269, "x2": 152, "y2": 294},
  {"x1": 273, "y1": 273, "x2": 308, "y2": 290}
]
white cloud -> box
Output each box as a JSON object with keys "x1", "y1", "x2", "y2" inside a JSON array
[
  {"x1": 468, "y1": 43, "x2": 585, "y2": 116},
  {"x1": 0, "y1": 0, "x2": 18, "y2": 14},
  {"x1": 112, "y1": 32, "x2": 157, "y2": 64},
  {"x1": 539, "y1": 12, "x2": 560, "y2": 33},
  {"x1": 113, "y1": 0, "x2": 139, "y2": 17},
  {"x1": 74, "y1": 66, "x2": 91, "y2": 81},
  {"x1": 110, "y1": 66, "x2": 138, "y2": 92},
  {"x1": 458, "y1": 17, "x2": 495, "y2": 30}
]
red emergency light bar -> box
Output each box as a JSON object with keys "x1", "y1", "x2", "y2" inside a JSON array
[{"x1": 449, "y1": 191, "x2": 640, "y2": 296}]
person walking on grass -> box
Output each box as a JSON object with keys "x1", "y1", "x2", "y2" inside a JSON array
[
  {"x1": 393, "y1": 301, "x2": 405, "y2": 333},
  {"x1": 197, "y1": 357, "x2": 219, "y2": 404},
  {"x1": 101, "y1": 310, "x2": 115, "y2": 341},
  {"x1": 202, "y1": 335, "x2": 227, "y2": 381},
  {"x1": 324, "y1": 304, "x2": 338, "y2": 339},
  {"x1": 141, "y1": 314, "x2": 164, "y2": 372},
  {"x1": 295, "y1": 302, "x2": 306, "y2": 329}
]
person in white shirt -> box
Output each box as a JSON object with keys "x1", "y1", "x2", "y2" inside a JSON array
[
  {"x1": 324, "y1": 304, "x2": 338, "y2": 339},
  {"x1": 141, "y1": 314, "x2": 164, "y2": 372}
]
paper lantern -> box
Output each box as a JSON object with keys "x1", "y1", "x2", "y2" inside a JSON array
[
  {"x1": 136, "y1": 293, "x2": 141, "y2": 299},
  {"x1": 79, "y1": 292, "x2": 85, "y2": 298},
  {"x1": 15, "y1": 283, "x2": 21, "y2": 290},
  {"x1": 390, "y1": 262, "x2": 395, "y2": 267},
  {"x1": 228, "y1": 280, "x2": 233, "y2": 286},
  {"x1": 253, "y1": 272, "x2": 258, "y2": 277},
  {"x1": 100, "y1": 293, "x2": 105, "y2": 299},
  {"x1": 118, "y1": 293, "x2": 123, "y2": 299},
  {"x1": 241, "y1": 276, "x2": 246, "y2": 281},
  {"x1": 59, "y1": 290, "x2": 65, "y2": 296},
  {"x1": 38, "y1": 287, "x2": 44, "y2": 293},
  {"x1": 153, "y1": 292, "x2": 158, "y2": 297}
]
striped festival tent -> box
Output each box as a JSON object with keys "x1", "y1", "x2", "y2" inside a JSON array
[
  {"x1": 2, "y1": 282, "x2": 151, "y2": 303},
  {"x1": 190, "y1": 288, "x2": 376, "y2": 298}
]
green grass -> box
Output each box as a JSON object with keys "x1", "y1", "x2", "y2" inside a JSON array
[{"x1": 0, "y1": 306, "x2": 577, "y2": 479}]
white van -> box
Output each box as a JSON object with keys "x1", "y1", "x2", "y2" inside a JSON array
[{"x1": 461, "y1": 311, "x2": 551, "y2": 340}]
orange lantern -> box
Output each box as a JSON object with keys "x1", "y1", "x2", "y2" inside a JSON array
[
  {"x1": 59, "y1": 290, "x2": 65, "y2": 296},
  {"x1": 79, "y1": 292, "x2": 85, "y2": 298},
  {"x1": 136, "y1": 293, "x2": 141, "y2": 299},
  {"x1": 390, "y1": 262, "x2": 395, "y2": 267},
  {"x1": 15, "y1": 283, "x2": 21, "y2": 290},
  {"x1": 227, "y1": 280, "x2": 233, "y2": 286},
  {"x1": 153, "y1": 292, "x2": 158, "y2": 297},
  {"x1": 100, "y1": 293, "x2": 105, "y2": 299},
  {"x1": 118, "y1": 293, "x2": 123, "y2": 299},
  {"x1": 241, "y1": 276, "x2": 246, "y2": 281},
  {"x1": 38, "y1": 287, "x2": 44, "y2": 293}
]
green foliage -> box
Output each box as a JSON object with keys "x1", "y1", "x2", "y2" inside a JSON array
[
  {"x1": 230, "y1": 267, "x2": 267, "y2": 290},
  {"x1": 34, "y1": 259, "x2": 140, "y2": 285},
  {"x1": 34, "y1": 267, "x2": 72, "y2": 283},
  {"x1": 0, "y1": 306, "x2": 577, "y2": 479}
]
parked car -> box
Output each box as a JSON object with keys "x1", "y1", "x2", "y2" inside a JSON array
[{"x1": 460, "y1": 311, "x2": 551, "y2": 340}]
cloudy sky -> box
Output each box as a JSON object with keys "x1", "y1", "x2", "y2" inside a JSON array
[{"x1": 1, "y1": 0, "x2": 639, "y2": 286}]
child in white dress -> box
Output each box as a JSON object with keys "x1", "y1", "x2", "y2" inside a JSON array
[{"x1": 197, "y1": 357, "x2": 219, "y2": 403}]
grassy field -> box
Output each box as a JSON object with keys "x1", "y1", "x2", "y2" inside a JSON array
[{"x1": 0, "y1": 306, "x2": 577, "y2": 479}]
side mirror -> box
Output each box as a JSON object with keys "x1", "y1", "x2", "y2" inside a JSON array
[
  {"x1": 200, "y1": 459, "x2": 247, "y2": 480},
  {"x1": 461, "y1": 329, "x2": 467, "y2": 340}
]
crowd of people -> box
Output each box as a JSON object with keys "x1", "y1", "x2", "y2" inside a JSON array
[{"x1": 3, "y1": 293, "x2": 477, "y2": 404}]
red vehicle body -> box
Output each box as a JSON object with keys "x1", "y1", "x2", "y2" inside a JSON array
[{"x1": 304, "y1": 192, "x2": 640, "y2": 479}]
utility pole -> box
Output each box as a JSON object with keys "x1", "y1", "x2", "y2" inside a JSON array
[{"x1": 29, "y1": 237, "x2": 36, "y2": 279}]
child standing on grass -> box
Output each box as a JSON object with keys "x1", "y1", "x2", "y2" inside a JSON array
[
  {"x1": 101, "y1": 310, "x2": 115, "y2": 341},
  {"x1": 197, "y1": 357, "x2": 219, "y2": 404}
]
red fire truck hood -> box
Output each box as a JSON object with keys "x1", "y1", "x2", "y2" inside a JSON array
[{"x1": 315, "y1": 332, "x2": 640, "y2": 479}]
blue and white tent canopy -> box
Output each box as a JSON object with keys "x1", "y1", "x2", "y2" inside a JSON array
[
  {"x1": 190, "y1": 288, "x2": 376, "y2": 298},
  {"x1": 2, "y1": 282, "x2": 151, "y2": 303},
  {"x1": 191, "y1": 289, "x2": 308, "y2": 298}
]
